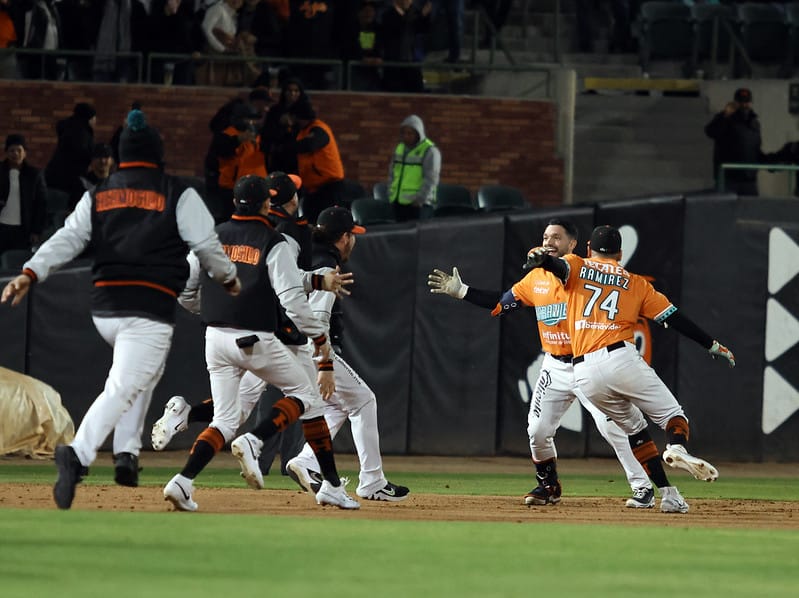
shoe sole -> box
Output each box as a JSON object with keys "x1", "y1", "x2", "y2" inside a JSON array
[
  {"x1": 316, "y1": 492, "x2": 361, "y2": 510},
  {"x1": 625, "y1": 500, "x2": 655, "y2": 509},
  {"x1": 53, "y1": 446, "x2": 80, "y2": 510},
  {"x1": 524, "y1": 495, "x2": 561, "y2": 506},
  {"x1": 231, "y1": 442, "x2": 264, "y2": 490},
  {"x1": 663, "y1": 450, "x2": 719, "y2": 482},
  {"x1": 359, "y1": 493, "x2": 410, "y2": 502},
  {"x1": 150, "y1": 421, "x2": 173, "y2": 451},
  {"x1": 164, "y1": 493, "x2": 198, "y2": 512}
]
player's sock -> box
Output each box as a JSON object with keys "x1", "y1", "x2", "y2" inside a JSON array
[
  {"x1": 181, "y1": 427, "x2": 225, "y2": 479},
  {"x1": 535, "y1": 458, "x2": 558, "y2": 485},
  {"x1": 188, "y1": 399, "x2": 215, "y2": 424},
  {"x1": 629, "y1": 430, "x2": 670, "y2": 488},
  {"x1": 251, "y1": 396, "x2": 304, "y2": 439},
  {"x1": 665, "y1": 416, "x2": 690, "y2": 447},
  {"x1": 302, "y1": 416, "x2": 341, "y2": 487}
]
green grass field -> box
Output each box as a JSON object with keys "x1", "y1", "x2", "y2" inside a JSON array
[{"x1": 1, "y1": 461, "x2": 798, "y2": 598}]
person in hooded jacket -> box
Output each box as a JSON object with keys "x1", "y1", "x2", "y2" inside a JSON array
[
  {"x1": 386, "y1": 114, "x2": 440, "y2": 221},
  {"x1": 44, "y1": 102, "x2": 96, "y2": 199}
]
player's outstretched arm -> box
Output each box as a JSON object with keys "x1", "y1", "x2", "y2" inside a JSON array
[
  {"x1": 428, "y1": 267, "x2": 504, "y2": 309},
  {"x1": 663, "y1": 311, "x2": 735, "y2": 368}
]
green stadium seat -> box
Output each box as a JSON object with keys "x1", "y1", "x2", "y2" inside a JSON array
[
  {"x1": 433, "y1": 183, "x2": 475, "y2": 217},
  {"x1": 637, "y1": 2, "x2": 695, "y2": 74},
  {"x1": 476, "y1": 184, "x2": 528, "y2": 212},
  {"x1": 350, "y1": 198, "x2": 396, "y2": 226}
]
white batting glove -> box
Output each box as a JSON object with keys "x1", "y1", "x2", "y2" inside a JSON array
[
  {"x1": 428, "y1": 267, "x2": 468, "y2": 299},
  {"x1": 709, "y1": 340, "x2": 735, "y2": 368}
]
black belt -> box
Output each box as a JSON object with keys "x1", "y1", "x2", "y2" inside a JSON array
[
  {"x1": 572, "y1": 340, "x2": 627, "y2": 365},
  {"x1": 551, "y1": 354, "x2": 573, "y2": 363}
]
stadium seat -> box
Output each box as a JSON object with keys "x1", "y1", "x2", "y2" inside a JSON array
[
  {"x1": 433, "y1": 183, "x2": 475, "y2": 217},
  {"x1": 338, "y1": 179, "x2": 367, "y2": 204},
  {"x1": 372, "y1": 181, "x2": 389, "y2": 201},
  {"x1": 476, "y1": 184, "x2": 528, "y2": 212},
  {"x1": 637, "y1": 2, "x2": 695, "y2": 74},
  {"x1": 691, "y1": 4, "x2": 736, "y2": 66},
  {"x1": 350, "y1": 198, "x2": 396, "y2": 226},
  {"x1": 736, "y1": 3, "x2": 789, "y2": 64}
]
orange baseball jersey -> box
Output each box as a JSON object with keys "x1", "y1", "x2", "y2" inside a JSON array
[
  {"x1": 561, "y1": 254, "x2": 675, "y2": 356},
  {"x1": 511, "y1": 268, "x2": 572, "y2": 356}
]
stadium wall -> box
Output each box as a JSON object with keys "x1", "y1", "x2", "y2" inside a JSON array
[{"x1": 0, "y1": 81, "x2": 564, "y2": 206}]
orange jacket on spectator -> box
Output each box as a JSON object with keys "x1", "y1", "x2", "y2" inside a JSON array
[
  {"x1": 218, "y1": 125, "x2": 267, "y2": 190},
  {"x1": 296, "y1": 119, "x2": 344, "y2": 193}
]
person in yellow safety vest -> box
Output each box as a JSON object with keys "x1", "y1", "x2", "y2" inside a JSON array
[{"x1": 387, "y1": 114, "x2": 441, "y2": 221}]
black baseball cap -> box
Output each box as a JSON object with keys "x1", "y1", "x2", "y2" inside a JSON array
[
  {"x1": 317, "y1": 206, "x2": 366, "y2": 235},
  {"x1": 589, "y1": 225, "x2": 622, "y2": 254},
  {"x1": 734, "y1": 88, "x2": 752, "y2": 103},
  {"x1": 267, "y1": 171, "x2": 302, "y2": 206}
]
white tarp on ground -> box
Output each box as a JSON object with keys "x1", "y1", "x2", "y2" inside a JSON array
[{"x1": 0, "y1": 367, "x2": 74, "y2": 458}]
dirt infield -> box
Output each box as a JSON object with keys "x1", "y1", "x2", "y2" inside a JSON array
[{"x1": 1, "y1": 454, "x2": 797, "y2": 530}]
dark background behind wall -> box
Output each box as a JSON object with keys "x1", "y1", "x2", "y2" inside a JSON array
[{"x1": 0, "y1": 81, "x2": 564, "y2": 206}]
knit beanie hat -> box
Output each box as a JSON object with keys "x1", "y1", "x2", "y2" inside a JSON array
[{"x1": 119, "y1": 110, "x2": 164, "y2": 166}]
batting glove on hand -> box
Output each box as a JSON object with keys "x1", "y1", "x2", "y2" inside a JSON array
[
  {"x1": 428, "y1": 267, "x2": 468, "y2": 299},
  {"x1": 709, "y1": 340, "x2": 735, "y2": 368},
  {"x1": 523, "y1": 247, "x2": 549, "y2": 270}
]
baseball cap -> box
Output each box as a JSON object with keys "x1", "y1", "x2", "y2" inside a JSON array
[
  {"x1": 267, "y1": 171, "x2": 302, "y2": 206},
  {"x1": 589, "y1": 225, "x2": 622, "y2": 254},
  {"x1": 317, "y1": 206, "x2": 366, "y2": 235},
  {"x1": 734, "y1": 88, "x2": 752, "y2": 103}
]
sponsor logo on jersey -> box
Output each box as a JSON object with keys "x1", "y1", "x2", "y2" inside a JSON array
[
  {"x1": 574, "y1": 319, "x2": 622, "y2": 331},
  {"x1": 535, "y1": 302, "x2": 568, "y2": 326}
]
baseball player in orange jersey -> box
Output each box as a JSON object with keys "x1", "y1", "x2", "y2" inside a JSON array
[
  {"x1": 428, "y1": 219, "x2": 654, "y2": 508},
  {"x1": 527, "y1": 224, "x2": 735, "y2": 513}
]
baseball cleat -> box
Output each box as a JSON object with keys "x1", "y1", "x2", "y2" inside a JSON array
[
  {"x1": 151, "y1": 395, "x2": 190, "y2": 451},
  {"x1": 524, "y1": 480, "x2": 562, "y2": 506},
  {"x1": 315, "y1": 480, "x2": 360, "y2": 510},
  {"x1": 53, "y1": 445, "x2": 84, "y2": 510},
  {"x1": 286, "y1": 457, "x2": 323, "y2": 494},
  {"x1": 662, "y1": 444, "x2": 718, "y2": 482},
  {"x1": 231, "y1": 433, "x2": 264, "y2": 490},
  {"x1": 113, "y1": 452, "x2": 140, "y2": 487},
  {"x1": 164, "y1": 474, "x2": 198, "y2": 512},
  {"x1": 659, "y1": 486, "x2": 689, "y2": 514},
  {"x1": 357, "y1": 481, "x2": 410, "y2": 502},
  {"x1": 625, "y1": 486, "x2": 655, "y2": 508}
]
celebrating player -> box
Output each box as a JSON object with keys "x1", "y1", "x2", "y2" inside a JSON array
[
  {"x1": 428, "y1": 219, "x2": 654, "y2": 508},
  {"x1": 525, "y1": 224, "x2": 735, "y2": 513}
]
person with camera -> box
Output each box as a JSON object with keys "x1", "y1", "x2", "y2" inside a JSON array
[
  {"x1": 704, "y1": 87, "x2": 762, "y2": 197},
  {"x1": 204, "y1": 102, "x2": 266, "y2": 223}
]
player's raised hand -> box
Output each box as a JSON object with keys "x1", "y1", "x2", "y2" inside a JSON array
[
  {"x1": 428, "y1": 267, "x2": 467, "y2": 299},
  {"x1": 709, "y1": 340, "x2": 735, "y2": 368},
  {"x1": 523, "y1": 246, "x2": 550, "y2": 270},
  {"x1": 322, "y1": 266, "x2": 354, "y2": 298}
]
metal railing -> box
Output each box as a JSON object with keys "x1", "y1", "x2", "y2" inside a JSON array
[
  {"x1": 0, "y1": 48, "x2": 144, "y2": 82},
  {"x1": 719, "y1": 163, "x2": 799, "y2": 195}
]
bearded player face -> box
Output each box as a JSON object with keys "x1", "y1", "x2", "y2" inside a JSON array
[{"x1": 542, "y1": 224, "x2": 577, "y2": 258}]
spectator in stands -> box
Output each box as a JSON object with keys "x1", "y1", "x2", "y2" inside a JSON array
[
  {"x1": 704, "y1": 87, "x2": 762, "y2": 196},
  {"x1": 203, "y1": 101, "x2": 266, "y2": 222},
  {"x1": 238, "y1": 0, "x2": 283, "y2": 57},
  {"x1": 19, "y1": 0, "x2": 62, "y2": 80},
  {"x1": 434, "y1": 0, "x2": 462, "y2": 64},
  {"x1": 93, "y1": 0, "x2": 148, "y2": 82},
  {"x1": 0, "y1": 0, "x2": 19, "y2": 79},
  {"x1": 478, "y1": 0, "x2": 512, "y2": 49},
  {"x1": 285, "y1": 0, "x2": 336, "y2": 89},
  {"x1": 248, "y1": 86, "x2": 272, "y2": 120},
  {"x1": 342, "y1": 0, "x2": 383, "y2": 92},
  {"x1": 77, "y1": 143, "x2": 114, "y2": 198},
  {"x1": 387, "y1": 114, "x2": 440, "y2": 221},
  {"x1": 56, "y1": 0, "x2": 103, "y2": 81},
  {"x1": 197, "y1": 0, "x2": 243, "y2": 85},
  {"x1": 291, "y1": 100, "x2": 345, "y2": 223},
  {"x1": 260, "y1": 76, "x2": 309, "y2": 172},
  {"x1": 377, "y1": 0, "x2": 432, "y2": 93},
  {"x1": 147, "y1": 0, "x2": 200, "y2": 85},
  {"x1": 0, "y1": 134, "x2": 47, "y2": 255},
  {"x1": 45, "y1": 102, "x2": 96, "y2": 200}
]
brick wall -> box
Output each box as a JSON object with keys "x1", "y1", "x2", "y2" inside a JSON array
[{"x1": 0, "y1": 81, "x2": 564, "y2": 206}]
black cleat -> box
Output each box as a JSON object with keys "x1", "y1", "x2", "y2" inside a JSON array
[
  {"x1": 53, "y1": 445, "x2": 84, "y2": 509},
  {"x1": 113, "y1": 452, "x2": 141, "y2": 487},
  {"x1": 523, "y1": 480, "x2": 562, "y2": 506}
]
